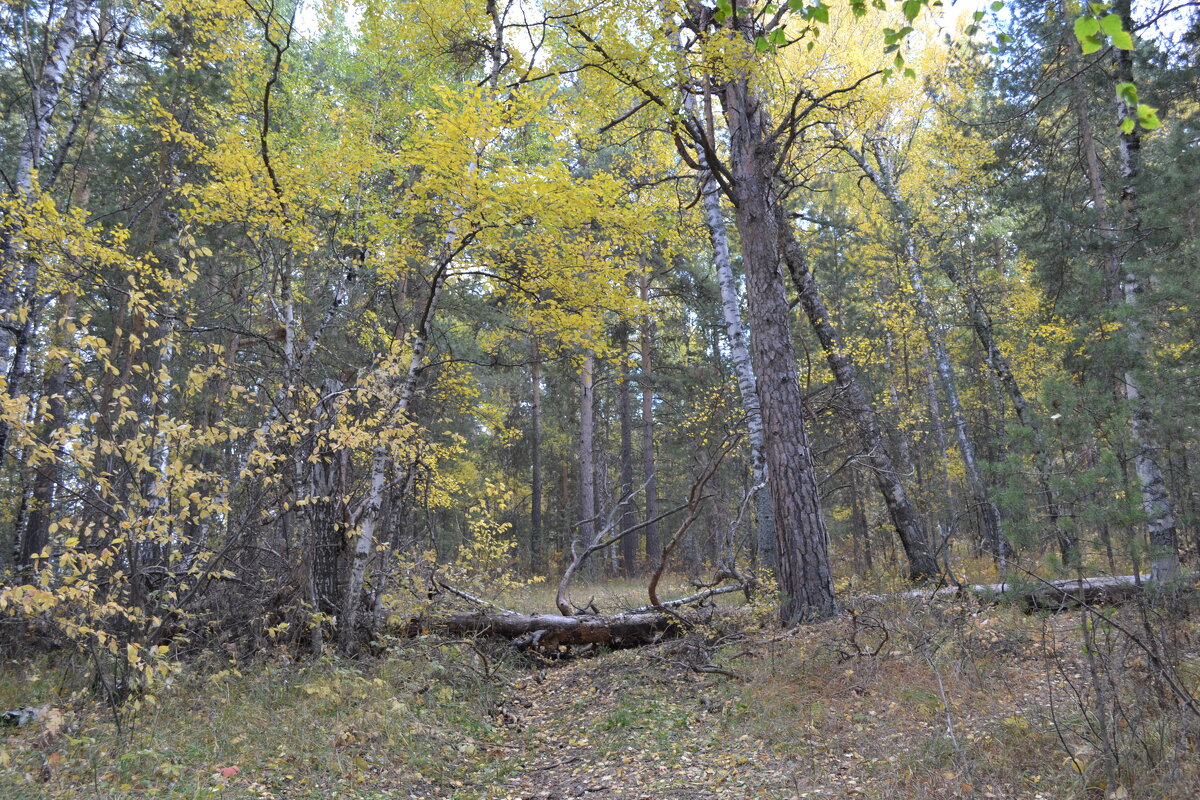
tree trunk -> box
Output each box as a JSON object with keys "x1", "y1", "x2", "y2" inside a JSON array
[
  {"x1": 338, "y1": 266, "x2": 445, "y2": 654},
  {"x1": 19, "y1": 292, "x2": 76, "y2": 567},
  {"x1": 530, "y1": 335, "x2": 545, "y2": 575},
  {"x1": 433, "y1": 609, "x2": 695, "y2": 652},
  {"x1": 616, "y1": 324, "x2": 637, "y2": 575},
  {"x1": 577, "y1": 351, "x2": 597, "y2": 561},
  {"x1": 939, "y1": 250, "x2": 1075, "y2": 563},
  {"x1": 849, "y1": 466, "x2": 873, "y2": 574},
  {"x1": 834, "y1": 132, "x2": 1009, "y2": 566},
  {"x1": 0, "y1": 0, "x2": 88, "y2": 457},
  {"x1": 700, "y1": 151, "x2": 776, "y2": 572},
  {"x1": 639, "y1": 270, "x2": 660, "y2": 566},
  {"x1": 308, "y1": 378, "x2": 346, "y2": 639},
  {"x1": 1109, "y1": 0, "x2": 1179, "y2": 582},
  {"x1": 722, "y1": 75, "x2": 835, "y2": 624},
  {"x1": 779, "y1": 221, "x2": 938, "y2": 581}
]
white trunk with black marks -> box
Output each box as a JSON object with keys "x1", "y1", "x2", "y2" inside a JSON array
[
  {"x1": 1110, "y1": 18, "x2": 1178, "y2": 583},
  {"x1": 676, "y1": 25, "x2": 773, "y2": 571},
  {"x1": 941, "y1": 254, "x2": 1075, "y2": 562},
  {"x1": 835, "y1": 130, "x2": 1008, "y2": 564},
  {"x1": 908, "y1": 234, "x2": 1008, "y2": 564},
  {"x1": 701, "y1": 160, "x2": 775, "y2": 571},
  {"x1": 1, "y1": 0, "x2": 88, "y2": 373},
  {"x1": 338, "y1": 271, "x2": 445, "y2": 654}
]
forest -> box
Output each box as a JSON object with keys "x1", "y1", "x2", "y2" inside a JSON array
[{"x1": 1, "y1": 0, "x2": 1198, "y2": 798}]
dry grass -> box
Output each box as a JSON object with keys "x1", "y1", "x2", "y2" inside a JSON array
[{"x1": 2, "y1": 579, "x2": 1197, "y2": 800}]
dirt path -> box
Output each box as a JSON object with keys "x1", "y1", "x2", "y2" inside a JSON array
[{"x1": 461, "y1": 647, "x2": 791, "y2": 800}]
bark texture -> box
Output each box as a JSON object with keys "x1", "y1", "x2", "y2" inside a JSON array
[
  {"x1": 723, "y1": 76, "x2": 835, "y2": 624},
  {"x1": 702, "y1": 161, "x2": 776, "y2": 572}
]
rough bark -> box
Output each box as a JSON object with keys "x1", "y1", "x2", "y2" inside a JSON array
[
  {"x1": 308, "y1": 377, "x2": 346, "y2": 624},
  {"x1": 722, "y1": 75, "x2": 835, "y2": 624}
]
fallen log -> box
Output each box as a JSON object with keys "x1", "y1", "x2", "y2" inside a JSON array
[
  {"x1": 432, "y1": 609, "x2": 701, "y2": 653},
  {"x1": 853, "y1": 573, "x2": 1196, "y2": 613}
]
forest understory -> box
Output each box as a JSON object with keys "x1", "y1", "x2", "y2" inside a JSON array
[
  {"x1": 4, "y1": 0, "x2": 1200, "y2": 798},
  {"x1": 3, "y1": 569, "x2": 1199, "y2": 800}
]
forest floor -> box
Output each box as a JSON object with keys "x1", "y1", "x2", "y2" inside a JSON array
[{"x1": 1, "y1": 587, "x2": 1198, "y2": 800}]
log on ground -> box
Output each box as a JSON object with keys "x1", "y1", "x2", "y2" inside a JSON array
[
  {"x1": 433, "y1": 610, "x2": 698, "y2": 652},
  {"x1": 855, "y1": 574, "x2": 1195, "y2": 612}
]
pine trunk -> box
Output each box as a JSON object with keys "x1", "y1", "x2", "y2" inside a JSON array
[{"x1": 723, "y1": 76, "x2": 835, "y2": 624}]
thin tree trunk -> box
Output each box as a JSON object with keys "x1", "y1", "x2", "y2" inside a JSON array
[
  {"x1": 308, "y1": 377, "x2": 345, "y2": 654},
  {"x1": 19, "y1": 292, "x2": 76, "y2": 567},
  {"x1": 939, "y1": 250, "x2": 1075, "y2": 563},
  {"x1": 849, "y1": 466, "x2": 873, "y2": 574},
  {"x1": 616, "y1": 324, "x2": 637, "y2": 575},
  {"x1": 834, "y1": 131, "x2": 1009, "y2": 567},
  {"x1": 1109, "y1": 0, "x2": 1179, "y2": 582},
  {"x1": 0, "y1": 0, "x2": 88, "y2": 457},
  {"x1": 530, "y1": 335, "x2": 545, "y2": 575},
  {"x1": 700, "y1": 150, "x2": 775, "y2": 572},
  {"x1": 338, "y1": 261, "x2": 446, "y2": 654},
  {"x1": 577, "y1": 351, "x2": 596, "y2": 563},
  {"x1": 639, "y1": 270, "x2": 660, "y2": 566},
  {"x1": 779, "y1": 221, "x2": 938, "y2": 580}
]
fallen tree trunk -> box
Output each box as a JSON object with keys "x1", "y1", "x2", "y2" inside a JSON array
[
  {"x1": 432, "y1": 609, "x2": 701, "y2": 652},
  {"x1": 855, "y1": 574, "x2": 1195, "y2": 613},
  {"x1": 414, "y1": 575, "x2": 1194, "y2": 657}
]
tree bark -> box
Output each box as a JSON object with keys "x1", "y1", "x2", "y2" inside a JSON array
[
  {"x1": 338, "y1": 263, "x2": 445, "y2": 654},
  {"x1": 700, "y1": 150, "x2": 776, "y2": 572},
  {"x1": 530, "y1": 335, "x2": 545, "y2": 575},
  {"x1": 433, "y1": 609, "x2": 693, "y2": 652},
  {"x1": 834, "y1": 132, "x2": 1009, "y2": 566},
  {"x1": 639, "y1": 270, "x2": 660, "y2": 566},
  {"x1": 940, "y1": 250, "x2": 1075, "y2": 563},
  {"x1": 616, "y1": 324, "x2": 637, "y2": 575},
  {"x1": 0, "y1": 0, "x2": 89, "y2": 456},
  {"x1": 722, "y1": 75, "x2": 835, "y2": 624},
  {"x1": 577, "y1": 351, "x2": 597, "y2": 564},
  {"x1": 1109, "y1": 0, "x2": 1179, "y2": 582},
  {"x1": 308, "y1": 378, "x2": 346, "y2": 629}
]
